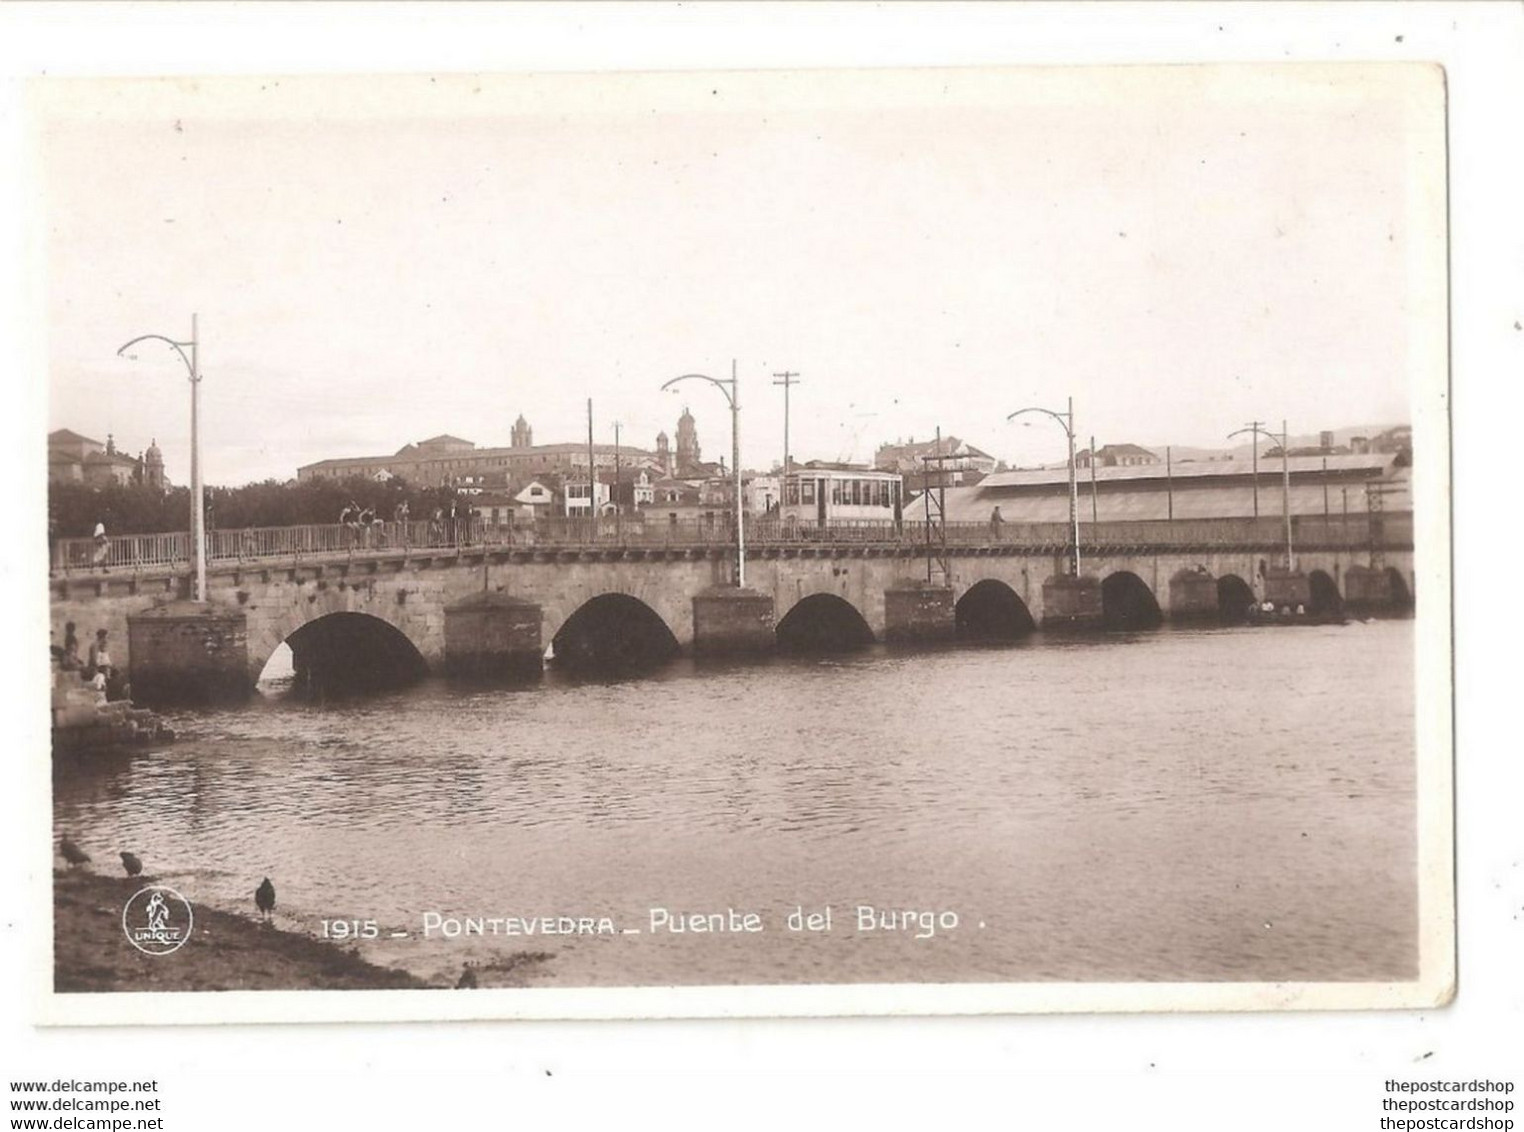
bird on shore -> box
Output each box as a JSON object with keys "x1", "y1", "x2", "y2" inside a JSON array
[
  {"x1": 59, "y1": 837, "x2": 91, "y2": 869},
  {"x1": 120, "y1": 852, "x2": 143, "y2": 877},
  {"x1": 254, "y1": 877, "x2": 276, "y2": 922}
]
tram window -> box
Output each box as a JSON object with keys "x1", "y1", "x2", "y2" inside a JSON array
[
  {"x1": 802, "y1": 480, "x2": 816, "y2": 504},
  {"x1": 832, "y1": 481, "x2": 843, "y2": 505},
  {"x1": 785, "y1": 480, "x2": 799, "y2": 506}
]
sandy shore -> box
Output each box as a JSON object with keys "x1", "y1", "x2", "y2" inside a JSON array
[{"x1": 54, "y1": 870, "x2": 431, "y2": 992}]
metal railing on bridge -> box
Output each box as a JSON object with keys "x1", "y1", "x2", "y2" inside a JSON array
[{"x1": 49, "y1": 512, "x2": 1413, "y2": 578}]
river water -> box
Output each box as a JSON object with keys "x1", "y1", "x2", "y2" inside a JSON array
[{"x1": 53, "y1": 620, "x2": 1417, "y2": 988}]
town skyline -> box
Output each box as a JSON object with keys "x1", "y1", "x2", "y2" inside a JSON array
[
  {"x1": 47, "y1": 409, "x2": 1412, "y2": 490},
  {"x1": 39, "y1": 67, "x2": 1429, "y2": 489}
]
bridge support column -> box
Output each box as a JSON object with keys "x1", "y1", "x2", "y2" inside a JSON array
[
  {"x1": 883, "y1": 582, "x2": 955, "y2": 643},
  {"x1": 1041, "y1": 574, "x2": 1102, "y2": 629},
  {"x1": 1168, "y1": 568, "x2": 1218, "y2": 620},
  {"x1": 127, "y1": 600, "x2": 250, "y2": 707},
  {"x1": 1342, "y1": 565, "x2": 1391, "y2": 612},
  {"x1": 1263, "y1": 568, "x2": 1311, "y2": 610},
  {"x1": 692, "y1": 587, "x2": 775, "y2": 656},
  {"x1": 444, "y1": 592, "x2": 543, "y2": 680}
]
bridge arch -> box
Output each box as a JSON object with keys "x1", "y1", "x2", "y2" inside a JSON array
[
  {"x1": 273, "y1": 611, "x2": 428, "y2": 697},
  {"x1": 955, "y1": 579, "x2": 1035, "y2": 640},
  {"x1": 1306, "y1": 569, "x2": 1343, "y2": 618},
  {"x1": 1307, "y1": 569, "x2": 1343, "y2": 618},
  {"x1": 550, "y1": 593, "x2": 681, "y2": 674},
  {"x1": 776, "y1": 593, "x2": 875, "y2": 652},
  {"x1": 1101, "y1": 571, "x2": 1162, "y2": 630},
  {"x1": 1385, "y1": 567, "x2": 1414, "y2": 611},
  {"x1": 1216, "y1": 574, "x2": 1255, "y2": 623}
]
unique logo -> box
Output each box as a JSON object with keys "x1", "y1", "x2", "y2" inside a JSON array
[{"x1": 121, "y1": 885, "x2": 194, "y2": 956}]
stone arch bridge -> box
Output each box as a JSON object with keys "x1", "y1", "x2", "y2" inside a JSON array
[{"x1": 48, "y1": 516, "x2": 1414, "y2": 704}]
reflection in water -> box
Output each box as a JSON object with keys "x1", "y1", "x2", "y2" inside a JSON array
[{"x1": 54, "y1": 621, "x2": 1417, "y2": 988}]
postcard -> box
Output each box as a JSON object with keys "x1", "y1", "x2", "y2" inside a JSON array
[{"x1": 30, "y1": 62, "x2": 1451, "y2": 1024}]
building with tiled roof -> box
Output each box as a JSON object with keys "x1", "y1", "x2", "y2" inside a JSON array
[{"x1": 908, "y1": 452, "x2": 1410, "y2": 524}]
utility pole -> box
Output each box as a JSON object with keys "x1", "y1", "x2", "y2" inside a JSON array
[
  {"x1": 586, "y1": 398, "x2": 595, "y2": 542},
  {"x1": 117, "y1": 314, "x2": 204, "y2": 602},
  {"x1": 1229, "y1": 419, "x2": 1292, "y2": 571},
  {"x1": 732, "y1": 359, "x2": 744, "y2": 587},
  {"x1": 660, "y1": 363, "x2": 743, "y2": 586},
  {"x1": 1246, "y1": 418, "x2": 1264, "y2": 519},
  {"x1": 613, "y1": 420, "x2": 622, "y2": 539},
  {"x1": 1089, "y1": 434, "x2": 1098, "y2": 524},
  {"x1": 772, "y1": 370, "x2": 800, "y2": 473},
  {"x1": 1166, "y1": 445, "x2": 1174, "y2": 524},
  {"x1": 190, "y1": 315, "x2": 202, "y2": 601},
  {"x1": 1279, "y1": 418, "x2": 1292, "y2": 571}
]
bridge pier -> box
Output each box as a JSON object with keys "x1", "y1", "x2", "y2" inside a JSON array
[
  {"x1": 1168, "y1": 568, "x2": 1219, "y2": 620},
  {"x1": 883, "y1": 582, "x2": 956, "y2": 643},
  {"x1": 1263, "y1": 567, "x2": 1311, "y2": 610},
  {"x1": 444, "y1": 591, "x2": 544, "y2": 680},
  {"x1": 1041, "y1": 574, "x2": 1102, "y2": 629},
  {"x1": 692, "y1": 587, "x2": 776, "y2": 656},
  {"x1": 126, "y1": 600, "x2": 251, "y2": 707}
]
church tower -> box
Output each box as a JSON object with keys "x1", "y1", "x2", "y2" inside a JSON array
[
  {"x1": 144, "y1": 439, "x2": 165, "y2": 490},
  {"x1": 511, "y1": 414, "x2": 533, "y2": 449},
  {"x1": 655, "y1": 430, "x2": 672, "y2": 477},
  {"x1": 675, "y1": 408, "x2": 700, "y2": 475}
]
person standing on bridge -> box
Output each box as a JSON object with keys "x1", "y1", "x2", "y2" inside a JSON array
[
  {"x1": 394, "y1": 499, "x2": 410, "y2": 548},
  {"x1": 989, "y1": 506, "x2": 1005, "y2": 541},
  {"x1": 91, "y1": 521, "x2": 110, "y2": 570}
]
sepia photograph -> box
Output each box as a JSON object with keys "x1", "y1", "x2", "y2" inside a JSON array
[{"x1": 31, "y1": 60, "x2": 1451, "y2": 1024}]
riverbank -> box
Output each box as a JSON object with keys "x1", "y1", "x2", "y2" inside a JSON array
[{"x1": 53, "y1": 870, "x2": 429, "y2": 993}]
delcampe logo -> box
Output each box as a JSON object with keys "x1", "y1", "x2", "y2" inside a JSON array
[{"x1": 121, "y1": 885, "x2": 194, "y2": 956}]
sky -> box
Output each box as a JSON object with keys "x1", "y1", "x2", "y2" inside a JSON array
[{"x1": 37, "y1": 65, "x2": 1442, "y2": 486}]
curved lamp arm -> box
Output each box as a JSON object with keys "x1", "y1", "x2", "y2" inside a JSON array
[
  {"x1": 1227, "y1": 424, "x2": 1284, "y2": 447},
  {"x1": 661, "y1": 372, "x2": 735, "y2": 409},
  {"x1": 1007, "y1": 406, "x2": 1072, "y2": 438},
  {"x1": 118, "y1": 333, "x2": 196, "y2": 381}
]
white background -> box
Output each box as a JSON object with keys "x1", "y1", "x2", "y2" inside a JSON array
[{"x1": 2, "y1": 3, "x2": 1520, "y2": 1124}]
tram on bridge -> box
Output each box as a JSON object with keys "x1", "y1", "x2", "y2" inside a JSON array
[{"x1": 779, "y1": 464, "x2": 903, "y2": 530}]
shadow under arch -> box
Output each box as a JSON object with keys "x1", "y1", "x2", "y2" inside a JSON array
[
  {"x1": 955, "y1": 579, "x2": 1036, "y2": 640},
  {"x1": 1101, "y1": 571, "x2": 1163, "y2": 631},
  {"x1": 551, "y1": 593, "x2": 680, "y2": 675},
  {"x1": 1308, "y1": 569, "x2": 1344, "y2": 618},
  {"x1": 776, "y1": 593, "x2": 875, "y2": 653},
  {"x1": 1385, "y1": 567, "x2": 1414, "y2": 612},
  {"x1": 279, "y1": 611, "x2": 429, "y2": 698},
  {"x1": 1216, "y1": 574, "x2": 1255, "y2": 624}
]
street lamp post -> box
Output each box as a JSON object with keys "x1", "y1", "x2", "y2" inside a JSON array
[
  {"x1": 1008, "y1": 396, "x2": 1080, "y2": 577},
  {"x1": 118, "y1": 315, "x2": 205, "y2": 603},
  {"x1": 662, "y1": 361, "x2": 744, "y2": 587},
  {"x1": 1229, "y1": 419, "x2": 1293, "y2": 570}
]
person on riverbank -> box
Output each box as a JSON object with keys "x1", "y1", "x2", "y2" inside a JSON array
[
  {"x1": 59, "y1": 622, "x2": 82, "y2": 671},
  {"x1": 87, "y1": 629, "x2": 113, "y2": 681}
]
